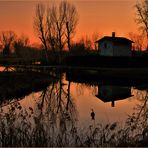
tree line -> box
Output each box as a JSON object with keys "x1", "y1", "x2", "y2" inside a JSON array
[
  {"x1": 0, "y1": 0, "x2": 147, "y2": 63},
  {"x1": 0, "y1": 31, "x2": 42, "y2": 61}
]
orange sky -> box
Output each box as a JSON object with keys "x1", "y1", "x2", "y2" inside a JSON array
[{"x1": 0, "y1": 0, "x2": 138, "y2": 45}]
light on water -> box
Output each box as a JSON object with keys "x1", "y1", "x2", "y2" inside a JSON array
[
  {"x1": 0, "y1": 70, "x2": 148, "y2": 147},
  {"x1": 13, "y1": 74, "x2": 144, "y2": 126}
]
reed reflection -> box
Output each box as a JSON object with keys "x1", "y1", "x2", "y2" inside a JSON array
[{"x1": 34, "y1": 72, "x2": 78, "y2": 143}]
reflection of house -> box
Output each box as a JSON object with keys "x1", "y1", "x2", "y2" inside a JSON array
[
  {"x1": 95, "y1": 32, "x2": 133, "y2": 56},
  {"x1": 96, "y1": 85, "x2": 132, "y2": 107}
]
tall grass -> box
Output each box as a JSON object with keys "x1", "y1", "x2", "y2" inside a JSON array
[{"x1": 0, "y1": 99, "x2": 147, "y2": 146}]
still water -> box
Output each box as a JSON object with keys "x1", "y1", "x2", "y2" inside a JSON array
[
  {"x1": 0, "y1": 69, "x2": 148, "y2": 146},
  {"x1": 17, "y1": 72, "x2": 146, "y2": 127}
]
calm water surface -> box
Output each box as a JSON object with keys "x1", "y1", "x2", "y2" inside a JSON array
[
  {"x1": 17, "y1": 73, "x2": 146, "y2": 127},
  {"x1": 0, "y1": 69, "x2": 148, "y2": 146}
]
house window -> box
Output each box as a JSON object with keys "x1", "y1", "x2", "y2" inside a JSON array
[{"x1": 104, "y1": 43, "x2": 107, "y2": 48}]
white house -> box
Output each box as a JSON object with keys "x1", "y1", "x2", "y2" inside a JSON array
[{"x1": 95, "y1": 32, "x2": 133, "y2": 56}]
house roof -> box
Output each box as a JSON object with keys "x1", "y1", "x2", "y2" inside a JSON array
[
  {"x1": 95, "y1": 94, "x2": 133, "y2": 102},
  {"x1": 95, "y1": 36, "x2": 134, "y2": 44}
]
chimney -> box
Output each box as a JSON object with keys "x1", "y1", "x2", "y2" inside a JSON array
[
  {"x1": 112, "y1": 32, "x2": 115, "y2": 37},
  {"x1": 111, "y1": 101, "x2": 115, "y2": 107}
]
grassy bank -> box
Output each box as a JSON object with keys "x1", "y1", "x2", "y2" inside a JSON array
[{"x1": 0, "y1": 71, "x2": 57, "y2": 101}]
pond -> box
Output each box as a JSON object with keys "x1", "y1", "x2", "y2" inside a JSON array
[{"x1": 0, "y1": 69, "x2": 148, "y2": 147}]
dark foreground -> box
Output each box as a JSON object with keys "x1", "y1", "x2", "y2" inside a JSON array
[
  {"x1": 66, "y1": 55, "x2": 148, "y2": 68},
  {"x1": 0, "y1": 92, "x2": 147, "y2": 147},
  {"x1": 0, "y1": 71, "x2": 56, "y2": 103}
]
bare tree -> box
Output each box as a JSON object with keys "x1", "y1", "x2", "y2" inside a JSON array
[
  {"x1": 34, "y1": 3, "x2": 48, "y2": 62},
  {"x1": 46, "y1": 5, "x2": 66, "y2": 64},
  {"x1": 92, "y1": 32, "x2": 102, "y2": 50},
  {"x1": 135, "y1": 0, "x2": 148, "y2": 50},
  {"x1": 46, "y1": 8, "x2": 57, "y2": 51},
  {"x1": 61, "y1": 1, "x2": 78, "y2": 51},
  {"x1": 79, "y1": 36, "x2": 93, "y2": 50},
  {"x1": 14, "y1": 35, "x2": 29, "y2": 48},
  {"x1": 50, "y1": 1, "x2": 78, "y2": 60},
  {"x1": 34, "y1": 1, "x2": 78, "y2": 64},
  {"x1": 50, "y1": 4, "x2": 66, "y2": 52},
  {"x1": 0, "y1": 31, "x2": 16, "y2": 56},
  {"x1": 14, "y1": 35, "x2": 30, "y2": 58},
  {"x1": 128, "y1": 32, "x2": 145, "y2": 51}
]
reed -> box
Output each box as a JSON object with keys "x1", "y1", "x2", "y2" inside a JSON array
[{"x1": 0, "y1": 99, "x2": 147, "y2": 147}]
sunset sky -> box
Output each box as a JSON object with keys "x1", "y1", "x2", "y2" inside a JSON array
[{"x1": 0, "y1": 0, "x2": 138, "y2": 45}]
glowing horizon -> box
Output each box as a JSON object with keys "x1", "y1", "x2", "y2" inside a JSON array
[{"x1": 0, "y1": 0, "x2": 138, "y2": 45}]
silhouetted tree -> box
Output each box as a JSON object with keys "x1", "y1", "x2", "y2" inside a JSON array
[
  {"x1": 78, "y1": 34, "x2": 102, "y2": 51},
  {"x1": 34, "y1": 1, "x2": 78, "y2": 63},
  {"x1": 70, "y1": 35, "x2": 98, "y2": 54},
  {"x1": 46, "y1": 8, "x2": 57, "y2": 51},
  {"x1": 48, "y1": 3, "x2": 66, "y2": 64},
  {"x1": 34, "y1": 3, "x2": 48, "y2": 62},
  {"x1": 92, "y1": 32, "x2": 102, "y2": 50},
  {"x1": 14, "y1": 35, "x2": 30, "y2": 57},
  {"x1": 135, "y1": 0, "x2": 148, "y2": 50},
  {"x1": 71, "y1": 42, "x2": 85, "y2": 54},
  {"x1": 128, "y1": 32, "x2": 145, "y2": 51},
  {"x1": 63, "y1": 1, "x2": 78, "y2": 50},
  {"x1": 0, "y1": 31, "x2": 16, "y2": 56},
  {"x1": 79, "y1": 36, "x2": 93, "y2": 50}
]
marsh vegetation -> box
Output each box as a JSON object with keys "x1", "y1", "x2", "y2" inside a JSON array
[{"x1": 0, "y1": 72, "x2": 147, "y2": 147}]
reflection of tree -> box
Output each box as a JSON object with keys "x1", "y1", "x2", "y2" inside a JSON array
[
  {"x1": 135, "y1": 93, "x2": 148, "y2": 125},
  {"x1": 35, "y1": 74, "x2": 78, "y2": 141},
  {"x1": 1, "y1": 81, "x2": 148, "y2": 146},
  {"x1": 134, "y1": 90, "x2": 148, "y2": 124},
  {"x1": 125, "y1": 89, "x2": 148, "y2": 139}
]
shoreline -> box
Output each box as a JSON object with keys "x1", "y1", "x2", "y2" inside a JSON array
[{"x1": 0, "y1": 71, "x2": 58, "y2": 102}]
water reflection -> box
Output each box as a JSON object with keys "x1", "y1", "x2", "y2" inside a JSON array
[
  {"x1": 0, "y1": 69, "x2": 148, "y2": 146},
  {"x1": 66, "y1": 69, "x2": 135, "y2": 107},
  {"x1": 96, "y1": 85, "x2": 132, "y2": 107},
  {"x1": 34, "y1": 73, "x2": 78, "y2": 138}
]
